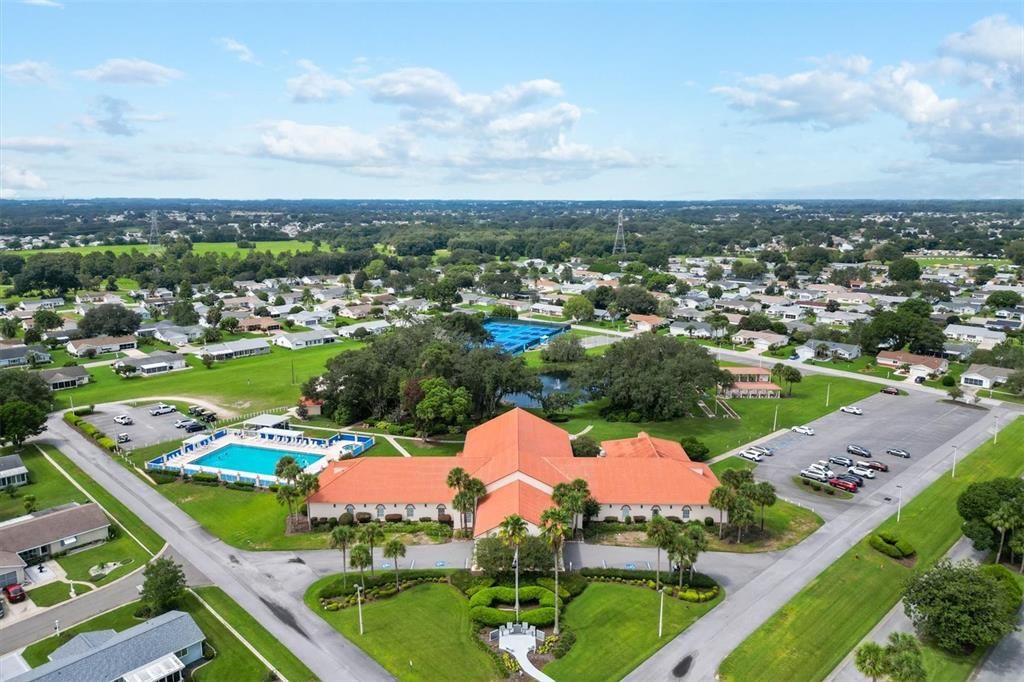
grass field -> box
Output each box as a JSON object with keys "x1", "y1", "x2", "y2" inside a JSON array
[
  {"x1": 305, "y1": 582, "x2": 496, "y2": 682},
  {"x1": 706, "y1": 499, "x2": 823, "y2": 553},
  {"x1": 0, "y1": 446, "x2": 87, "y2": 522},
  {"x1": 12, "y1": 240, "x2": 318, "y2": 258},
  {"x1": 194, "y1": 586, "x2": 318, "y2": 682},
  {"x1": 51, "y1": 342, "x2": 362, "y2": 412},
  {"x1": 807, "y1": 355, "x2": 907, "y2": 382},
  {"x1": 27, "y1": 580, "x2": 93, "y2": 607},
  {"x1": 21, "y1": 594, "x2": 273, "y2": 681},
  {"x1": 544, "y1": 582, "x2": 723, "y2": 682},
  {"x1": 719, "y1": 416, "x2": 1024, "y2": 682},
  {"x1": 56, "y1": 534, "x2": 149, "y2": 585}
]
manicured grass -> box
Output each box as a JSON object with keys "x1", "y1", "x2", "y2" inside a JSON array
[
  {"x1": 306, "y1": 582, "x2": 496, "y2": 682},
  {"x1": 194, "y1": 586, "x2": 318, "y2": 682},
  {"x1": 401, "y1": 439, "x2": 463, "y2": 456},
  {"x1": 27, "y1": 580, "x2": 92, "y2": 607},
  {"x1": 51, "y1": 342, "x2": 363, "y2": 412},
  {"x1": 39, "y1": 445, "x2": 165, "y2": 554},
  {"x1": 13, "y1": 240, "x2": 318, "y2": 258},
  {"x1": 0, "y1": 447, "x2": 87, "y2": 522},
  {"x1": 22, "y1": 594, "x2": 272, "y2": 681},
  {"x1": 807, "y1": 354, "x2": 906, "y2": 381},
  {"x1": 706, "y1": 500, "x2": 823, "y2": 553},
  {"x1": 719, "y1": 416, "x2": 1024, "y2": 682},
  {"x1": 57, "y1": 534, "x2": 148, "y2": 585},
  {"x1": 544, "y1": 373, "x2": 878, "y2": 457},
  {"x1": 709, "y1": 456, "x2": 755, "y2": 476},
  {"x1": 545, "y1": 582, "x2": 723, "y2": 682},
  {"x1": 360, "y1": 438, "x2": 404, "y2": 457}
]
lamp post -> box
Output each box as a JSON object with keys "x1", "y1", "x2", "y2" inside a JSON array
[
  {"x1": 952, "y1": 445, "x2": 959, "y2": 479},
  {"x1": 355, "y1": 584, "x2": 364, "y2": 635},
  {"x1": 896, "y1": 484, "x2": 904, "y2": 523},
  {"x1": 658, "y1": 587, "x2": 665, "y2": 638},
  {"x1": 825, "y1": 383, "x2": 831, "y2": 408},
  {"x1": 773, "y1": 403, "x2": 779, "y2": 432},
  {"x1": 993, "y1": 414, "x2": 999, "y2": 444}
]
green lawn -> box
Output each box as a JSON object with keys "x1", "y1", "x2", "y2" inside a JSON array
[
  {"x1": 545, "y1": 373, "x2": 878, "y2": 457},
  {"x1": 13, "y1": 240, "x2": 318, "y2": 258},
  {"x1": 0, "y1": 447, "x2": 87, "y2": 522},
  {"x1": 27, "y1": 580, "x2": 93, "y2": 607},
  {"x1": 707, "y1": 499, "x2": 823, "y2": 554},
  {"x1": 401, "y1": 439, "x2": 464, "y2": 456},
  {"x1": 719, "y1": 416, "x2": 1024, "y2": 682},
  {"x1": 51, "y1": 342, "x2": 363, "y2": 412},
  {"x1": 305, "y1": 582, "x2": 496, "y2": 682},
  {"x1": 56, "y1": 534, "x2": 148, "y2": 585},
  {"x1": 193, "y1": 586, "x2": 318, "y2": 682},
  {"x1": 545, "y1": 582, "x2": 723, "y2": 682},
  {"x1": 709, "y1": 456, "x2": 756, "y2": 476},
  {"x1": 807, "y1": 354, "x2": 907, "y2": 381},
  {"x1": 22, "y1": 594, "x2": 273, "y2": 681}
]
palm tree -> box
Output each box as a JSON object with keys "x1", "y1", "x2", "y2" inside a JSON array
[
  {"x1": 552, "y1": 478, "x2": 590, "y2": 538},
  {"x1": 464, "y1": 477, "x2": 486, "y2": 525},
  {"x1": 539, "y1": 507, "x2": 571, "y2": 635},
  {"x1": 751, "y1": 481, "x2": 777, "y2": 532},
  {"x1": 709, "y1": 486, "x2": 733, "y2": 539},
  {"x1": 350, "y1": 543, "x2": 372, "y2": 589},
  {"x1": 382, "y1": 538, "x2": 406, "y2": 590},
  {"x1": 329, "y1": 526, "x2": 356, "y2": 588},
  {"x1": 498, "y1": 514, "x2": 529, "y2": 622},
  {"x1": 682, "y1": 523, "x2": 708, "y2": 582},
  {"x1": 987, "y1": 502, "x2": 1018, "y2": 563},
  {"x1": 446, "y1": 467, "x2": 469, "y2": 530},
  {"x1": 669, "y1": 532, "x2": 694, "y2": 589},
  {"x1": 296, "y1": 472, "x2": 320, "y2": 521},
  {"x1": 275, "y1": 483, "x2": 298, "y2": 526},
  {"x1": 730, "y1": 496, "x2": 756, "y2": 544},
  {"x1": 645, "y1": 516, "x2": 678, "y2": 588},
  {"x1": 854, "y1": 641, "x2": 887, "y2": 682},
  {"x1": 1010, "y1": 532, "x2": 1024, "y2": 574},
  {"x1": 358, "y1": 524, "x2": 385, "y2": 576},
  {"x1": 452, "y1": 490, "x2": 474, "y2": 538}
]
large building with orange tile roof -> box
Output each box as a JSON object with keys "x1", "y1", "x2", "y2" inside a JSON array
[{"x1": 306, "y1": 408, "x2": 722, "y2": 537}]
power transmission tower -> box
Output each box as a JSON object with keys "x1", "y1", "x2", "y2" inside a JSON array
[
  {"x1": 611, "y1": 210, "x2": 627, "y2": 255},
  {"x1": 148, "y1": 211, "x2": 159, "y2": 250}
]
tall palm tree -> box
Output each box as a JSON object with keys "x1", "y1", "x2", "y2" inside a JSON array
[
  {"x1": 350, "y1": 543, "x2": 372, "y2": 589},
  {"x1": 731, "y1": 497, "x2": 756, "y2": 544},
  {"x1": 464, "y1": 477, "x2": 487, "y2": 533},
  {"x1": 552, "y1": 478, "x2": 590, "y2": 538},
  {"x1": 382, "y1": 538, "x2": 406, "y2": 590},
  {"x1": 709, "y1": 486, "x2": 733, "y2": 539},
  {"x1": 987, "y1": 502, "x2": 1018, "y2": 563},
  {"x1": 358, "y1": 524, "x2": 385, "y2": 576},
  {"x1": 329, "y1": 525, "x2": 356, "y2": 587},
  {"x1": 645, "y1": 516, "x2": 678, "y2": 588},
  {"x1": 296, "y1": 472, "x2": 320, "y2": 521},
  {"x1": 751, "y1": 481, "x2": 777, "y2": 532},
  {"x1": 683, "y1": 523, "x2": 708, "y2": 583},
  {"x1": 854, "y1": 642, "x2": 887, "y2": 682},
  {"x1": 669, "y1": 532, "x2": 694, "y2": 589},
  {"x1": 539, "y1": 507, "x2": 571, "y2": 635},
  {"x1": 446, "y1": 467, "x2": 469, "y2": 530},
  {"x1": 498, "y1": 514, "x2": 529, "y2": 622}
]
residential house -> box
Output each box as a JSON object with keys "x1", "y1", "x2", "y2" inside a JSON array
[
  {"x1": 18, "y1": 298, "x2": 64, "y2": 312},
  {"x1": 816, "y1": 310, "x2": 869, "y2": 326},
  {"x1": 960, "y1": 364, "x2": 1012, "y2": 390},
  {"x1": 37, "y1": 365, "x2": 90, "y2": 391},
  {"x1": 10, "y1": 610, "x2": 206, "y2": 682},
  {"x1": 66, "y1": 335, "x2": 137, "y2": 357},
  {"x1": 0, "y1": 345, "x2": 51, "y2": 368},
  {"x1": 0, "y1": 503, "x2": 110, "y2": 588},
  {"x1": 114, "y1": 351, "x2": 188, "y2": 376},
  {"x1": 274, "y1": 329, "x2": 338, "y2": 350},
  {"x1": 0, "y1": 454, "x2": 29, "y2": 489},
  {"x1": 876, "y1": 351, "x2": 948, "y2": 379},
  {"x1": 287, "y1": 310, "x2": 330, "y2": 327},
  {"x1": 237, "y1": 317, "x2": 281, "y2": 333},
  {"x1": 797, "y1": 339, "x2": 862, "y2": 361},
  {"x1": 531, "y1": 303, "x2": 564, "y2": 317},
  {"x1": 668, "y1": 321, "x2": 725, "y2": 339},
  {"x1": 627, "y1": 314, "x2": 668, "y2": 333},
  {"x1": 193, "y1": 338, "x2": 270, "y2": 361},
  {"x1": 338, "y1": 304, "x2": 373, "y2": 319},
  {"x1": 720, "y1": 366, "x2": 783, "y2": 399},
  {"x1": 942, "y1": 342, "x2": 977, "y2": 361},
  {"x1": 731, "y1": 330, "x2": 789, "y2": 351},
  {"x1": 943, "y1": 324, "x2": 1006, "y2": 348},
  {"x1": 336, "y1": 320, "x2": 391, "y2": 338}
]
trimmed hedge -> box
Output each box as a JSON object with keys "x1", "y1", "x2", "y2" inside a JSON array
[
  {"x1": 579, "y1": 568, "x2": 717, "y2": 589},
  {"x1": 469, "y1": 586, "x2": 559, "y2": 609},
  {"x1": 471, "y1": 605, "x2": 556, "y2": 628},
  {"x1": 468, "y1": 586, "x2": 560, "y2": 627},
  {"x1": 149, "y1": 471, "x2": 179, "y2": 485},
  {"x1": 869, "y1": 531, "x2": 915, "y2": 559},
  {"x1": 318, "y1": 570, "x2": 456, "y2": 601}
]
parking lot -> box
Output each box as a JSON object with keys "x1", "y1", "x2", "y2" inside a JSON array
[
  {"x1": 82, "y1": 402, "x2": 188, "y2": 450},
  {"x1": 748, "y1": 391, "x2": 985, "y2": 520}
]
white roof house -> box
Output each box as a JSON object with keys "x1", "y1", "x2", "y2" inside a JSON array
[{"x1": 274, "y1": 329, "x2": 337, "y2": 350}]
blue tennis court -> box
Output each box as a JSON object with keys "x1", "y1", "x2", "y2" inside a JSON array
[{"x1": 483, "y1": 319, "x2": 568, "y2": 354}]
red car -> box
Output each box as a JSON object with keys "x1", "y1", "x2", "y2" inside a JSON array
[
  {"x1": 880, "y1": 387, "x2": 900, "y2": 395},
  {"x1": 864, "y1": 461, "x2": 889, "y2": 472},
  {"x1": 828, "y1": 478, "x2": 858, "y2": 493},
  {"x1": 3, "y1": 583, "x2": 26, "y2": 603}
]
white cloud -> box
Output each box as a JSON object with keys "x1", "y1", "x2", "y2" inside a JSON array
[
  {"x1": 75, "y1": 58, "x2": 183, "y2": 85},
  {"x1": 21, "y1": 0, "x2": 63, "y2": 7},
  {"x1": 218, "y1": 38, "x2": 259, "y2": 65},
  {"x1": 286, "y1": 60, "x2": 353, "y2": 102},
  {"x1": 0, "y1": 60, "x2": 56, "y2": 85},
  {"x1": 255, "y1": 120, "x2": 409, "y2": 170},
  {"x1": 942, "y1": 15, "x2": 1024, "y2": 66},
  {"x1": 486, "y1": 103, "x2": 582, "y2": 135},
  {"x1": 0, "y1": 165, "x2": 47, "y2": 198},
  {"x1": 78, "y1": 96, "x2": 165, "y2": 136},
  {"x1": 0, "y1": 136, "x2": 72, "y2": 154}
]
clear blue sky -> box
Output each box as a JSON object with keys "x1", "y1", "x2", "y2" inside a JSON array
[{"x1": 1, "y1": 0, "x2": 1021, "y2": 200}]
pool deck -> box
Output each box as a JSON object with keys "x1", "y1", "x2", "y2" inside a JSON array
[{"x1": 159, "y1": 433, "x2": 351, "y2": 482}]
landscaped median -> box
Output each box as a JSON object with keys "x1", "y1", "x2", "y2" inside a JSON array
[
  {"x1": 718, "y1": 416, "x2": 1024, "y2": 682},
  {"x1": 305, "y1": 567, "x2": 723, "y2": 682}
]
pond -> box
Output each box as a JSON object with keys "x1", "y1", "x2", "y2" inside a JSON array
[{"x1": 504, "y1": 372, "x2": 580, "y2": 409}]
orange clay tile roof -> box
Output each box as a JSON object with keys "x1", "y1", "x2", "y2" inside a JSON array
[
  {"x1": 549, "y1": 457, "x2": 719, "y2": 506},
  {"x1": 723, "y1": 366, "x2": 772, "y2": 375},
  {"x1": 309, "y1": 456, "x2": 490, "y2": 504},
  {"x1": 474, "y1": 481, "x2": 553, "y2": 536},
  {"x1": 455, "y1": 408, "x2": 574, "y2": 486},
  {"x1": 601, "y1": 432, "x2": 689, "y2": 461},
  {"x1": 728, "y1": 381, "x2": 782, "y2": 390}
]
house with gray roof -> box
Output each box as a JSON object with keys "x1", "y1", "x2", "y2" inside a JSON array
[
  {"x1": 0, "y1": 454, "x2": 29, "y2": 489},
  {"x1": 0, "y1": 503, "x2": 110, "y2": 588},
  {"x1": 10, "y1": 610, "x2": 205, "y2": 682},
  {"x1": 0, "y1": 345, "x2": 51, "y2": 369},
  {"x1": 37, "y1": 365, "x2": 90, "y2": 391},
  {"x1": 796, "y1": 339, "x2": 862, "y2": 361},
  {"x1": 274, "y1": 328, "x2": 337, "y2": 350},
  {"x1": 668, "y1": 320, "x2": 725, "y2": 339},
  {"x1": 960, "y1": 364, "x2": 1012, "y2": 390},
  {"x1": 114, "y1": 351, "x2": 189, "y2": 377},
  {"x1": 192, "y1": 338, "x2": 270, "y2": 361}
]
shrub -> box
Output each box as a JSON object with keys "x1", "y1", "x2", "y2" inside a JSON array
[
  {"x1": 632, "y1": 515, "x2": 647, "y2": 524},
  {"x1": 551, "y1": 627, "x2": 576, "y2": 658},
  {"x1": 419, "y1": 517, "x2": 433, "y2": 523},
  {"x1": 679, "y1": 436, "x2": 710, "y2": 462},
  {"x1": 470, "y1": 605, "x2": 556, "y2": 627},
  {"x1": 97, "y1": 437, "x2": 117, "y2": 452},
  {"x1": 337, "y1": 512, "x2": 354, "y2": 526},
  {"x1": 438, "y1": 513, "x2": 453, "y2": 526},
  {"x1": 980, "y1": 564, "x2": 1024, "y2": 617},
  {"x1": 604, "y1": 516, "x2": 619, "y2": 523},
  {"x1": 450, "y1": 572, "x2": 492, "y2": 595},
  {"x1": 355, "y1": 512, "x2": 372, "y2": 524},
  {"x1": 384, "y1": 514, "x2": 403, "y2": 523},
  {"x1": 226, "y1": 481, "x2": 256, "y2": 492},
  {"x1": 665, "y1": 516, "x2": 682, "y2": 524},
  {"x1": 72, "y1": 406, "x2": 94, "y2": 416},
  {"x1": 826, "y1": 488, "x2": 835, "y2": 495},
  {"x1": 941, "y1": 375, "x2": 955, "y2": 387},
  {"x1": 149, "y1": 471, "x2": 178, "y2": 485},
  {"x1": 869, "y1": 531, "x2": 916, "y2": 559},
  {"x1": 704, "y1": 516, "x2": 715, "y2": 527},
  {"x1": 579, "y1": 568, "x2": 717, "y2": 589}
]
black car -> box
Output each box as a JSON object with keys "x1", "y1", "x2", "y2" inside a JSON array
[
  {"x1": 840, "y1": 472, "x2": 864, "y2": 486},
  {"x1": 846, "y1": 444, "x2": 872, "y2": 458},
  {"x1": 886, "y1": 448, "x2": 911, "y2": 458},
  {"x1": 200, "y1": 413, "x2": 217, "y2": 423},
  {"x1": 184, "y1": 422, "x2": 205, "y2": 433}
]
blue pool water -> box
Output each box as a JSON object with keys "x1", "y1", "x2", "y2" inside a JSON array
[
  {"x1": 484, "y1": 319, "x2": 568, "y2": 354},
  {"x1": 192, "y1": 444, "x2": 323, "y2": 476}
]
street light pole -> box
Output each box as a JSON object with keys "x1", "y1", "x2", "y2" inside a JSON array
[
  {"x1": 952, "y1": 445, "x2": 959, "y2": 479},
  {"x1": 896, "y1": 484, "x2": 904, "y2": 523},
  {"x1": 658, "y1": 587, "x2": 665, "y2": 638},
  {"x1": 773, "y1": 403, "x2": 779, "y2": 432},
  {"x1": 826, "y1": 383, "x2": 831, "y2": 407},
  {"x1": 993, "y1": 415, "x2": 999, "y2": 444},
  {"x1": 356, "y1": 585, "x2": 364, "y2": 635}
]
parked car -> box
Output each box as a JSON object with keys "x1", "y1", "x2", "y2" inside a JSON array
[
  {"x1": 886, "y1": 447, "x2": 911, "y2": 458},
  {"x1": 113, "y1": 414, "x2": 133, "y2": 425},
  {"x1": 199, "y1": 412, "x2": 217, "y2": 423},
  {"x1": 187, "y1": 405, "x2": 204, "y2": 416},
  {"x1": 880, "y1": 386, "x2": 900, "y2": 395},
  {"x1": 748, "y1": 445, "x2": 774, "y2": 457},
  {"x1": 174, "y1": 418, "x2": 197, "y2": 429},
  {"x1": 913, "y1": 376, "x2": 925, "y2": 384},
  {"x1": 839, "y1": 472, "x2": 864, "y2": 486},
  {"x1": 740, "y1": 449, "x2": 763, "y2": 462},
  {"x1": 829, "y1": 455, "x2": 854, "y2": 467},
  {"x1": 839, "y1": 405, "x2": 863, "y2": 415},
  {"x1": 862, "y1": 460, "x2": 889, "y2": 472},
  {"x1": 808, "y1": 463, "x2": 835, "y2": 478},
  {"x1": 849, "y1": 465, "x2": 875, "y2": 478},
  {"x1": 0, "y1": 598, "x2": 5, "y2": 618},
  {"x1": 184, "y1": 422, "x2": 205, "y2": 433},
  {"x1": 846, "y1": 444, "x2": 872, "y2": 458},
  {"x1": 828, "y1": 478, "x2": 858, "y2": 493},
  {"x1": 3, "y1": 583, "x2": 26, "y2": 603},
  {"x1": 788, "y1": 353, "x2": 799, "y2": 360},
  {"x1": 791, "y1": 425, "x2": 815, "y2": 436},
  {"x1": 149, "y1": 404, "x2": 174, "y2": 416},
  {"x1": 800, "y1": 468, "x2": 830, "y2": 482},
  {"x1": 116, "y1": 433, "x2": 131, "y2": 444}
]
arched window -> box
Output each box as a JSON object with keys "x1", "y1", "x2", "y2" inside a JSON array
[
  {"x1": 651, "y1": 506, "x2": 661, "y2": 517},
  {"x1": 405, "y1": 504, "x2": 415, "y2": 519},
  {"x1": 375, "y1": 504, "x2": 386, "y2": 519},
  {"x1": 682, "y1": 505, "x2": 691, "y2": 520},
  {"x1": 344, "y1": 504, "x2": 355, "y2": 515},
  {"x1": 621, "y1": 505, "x2": 631, "y2": 521},
  {"x1": 436, "y1": 504, "x2": 447, "y2": 518}
]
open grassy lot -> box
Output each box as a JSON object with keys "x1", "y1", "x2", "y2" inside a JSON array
[
  {"x1": 194, "y1": 586, "x2": 318, "y2": 682},
  {"x1": 545, "y1": 582, "x2": 723, "y2": 682},
  {"x1": 51, "y1": 341, "x2": 362, "y2": 412},
  {"x1": 719, "y1": 416, "x2": 1024, "y2": 682},
  {"x1": 807, "y1": 354, "x2": 906, "y2": 381},
  {"x1": 545, "y1": 373, "x2": 878, "y2": 457},
  {"x1": 0, "y1": 446, "x2": 87, "y2": 521},
  {"x1": 27, "y1": 580, "x2": 93, "y2": 607},
  {"x1": 57, "y1": 533, "x2": 148, "y2": 585},
  {"x1": 13, "y1": 240, "x2": 318, "y2": 258},
  {"x1": 22, "y1": 593, "x2": 273, "y2": 681},
  {"x1": 306, "y1": 582, "x2": 496, "y2": 682},
  {"x1": 706, "y1": 499, "x2": 823, "y2": 553}
]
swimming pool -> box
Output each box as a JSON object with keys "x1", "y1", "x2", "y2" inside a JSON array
[
  {"x1": 191, "y1": 443, "x2": 323, "y2": 476},
  {"x1": 484, "y1": 319, "x2": 568, "y2": 354}
]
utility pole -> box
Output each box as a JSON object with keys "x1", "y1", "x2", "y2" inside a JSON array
[
  {"x1": 773, "y1": 403, "x2": 779, "y2": 431},
  {"x1": 611, "y1": 211, "x2": 627, "y2": 256},
  {"x1": 356, "y1": 584, "x2": 364, "y2": 635},
  {"x1": 825, "y1": 383, "x2": 831, "y2": 407},
  {"x1": 896, "y1": 484, "x2": 904, "y2": 523},
  {"x1": 658, "y1": 587, "x2": 665, "y2": 638},
  {"x1": 993, "y1": 414, "x2": 999, "y2": 444},
  {"x1": 952, "y1": 445, "x2": 959, "y2": 478}
]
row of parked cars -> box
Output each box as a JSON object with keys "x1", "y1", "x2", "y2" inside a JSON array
[
  {"x1": 148, "y1": 403, "x2": 216, "y2": 433},
  {"x1": 799, "y1": 444, "x2": 911, "y2": 493}
]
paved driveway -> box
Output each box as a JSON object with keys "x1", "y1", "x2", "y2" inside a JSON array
[
  {"x1": 750, "y1": 392, "x2": 984, "y2": 520},
  {"x1": 82, "y1": 403, "x2": 185, "y2": 450}
]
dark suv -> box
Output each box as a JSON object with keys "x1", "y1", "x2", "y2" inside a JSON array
[
  {"x1": 184, "y1": 422, "x2": 205, "y2": 433},
  {"x1": 846, "y1": 444, "x2": 872, "y2": 458}
]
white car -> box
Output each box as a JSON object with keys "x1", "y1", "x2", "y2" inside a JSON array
[
  {"x1": 149, "y1": 404, "x2": 174, "y2": 416},
  {"x1": 849, "y1": 465, "x2": 875, "y2": 479},
  {"x1": 740, "y1": 449, "x2": 763, "y2": 462},
  {"x1": 174, "y1": 418, "x2": 197, "y2": 429},
  {"x1": 840, "y1": 406, "x2": 863, "y2": 415},
  {"x1": 748, "y1": 445, "x2": 774, "y2": 457},
  {"x1": 800, "y1": 468, "x2": 830, "y2": 482},
  {"x1": 791, "y1": 425, "x2": 815, "y2": 436},
  {"x1": 113, "y1": 415, "x2": 133, "y2": 425}
]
